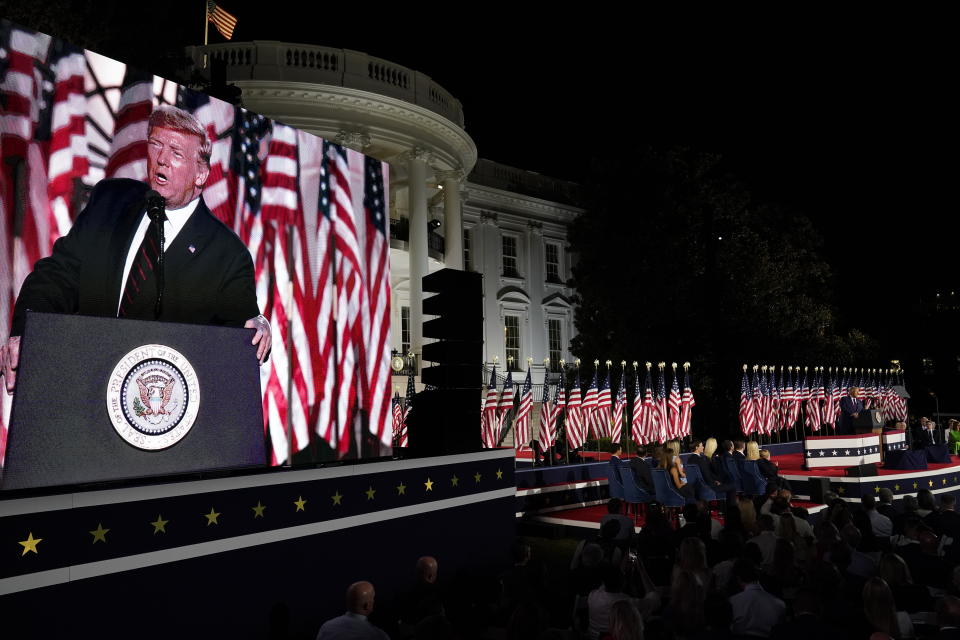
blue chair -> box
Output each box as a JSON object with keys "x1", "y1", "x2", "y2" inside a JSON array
[
  {"x1": 683, "y1": 462, "x2": 718, "y2": 502},
  {"x1": 619, "y1": 460, "x2": 654, "y2": 524},
  {"x1": 723, "y1": 456, "x2": 743, "y2": 493},
  {"x1": 739, "y1": 460, "x2": 768, "y2": 496},
  {"x1": 607, "y1": 460, "x2": 624, "y2": 500},
  {"x1": 652, "y1": 468, "x2": 690, "y2": 528}
]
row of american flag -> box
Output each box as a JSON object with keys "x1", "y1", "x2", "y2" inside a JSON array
[
  {"x1": 0, "y1": 22, "x2": 393, "y2": 465},
  {"x1": 738, "y1": 365, "x2": 908, "y2": 437},
  {"x1": 480, "y1": 361, "x2": 696, "y2": 450}
]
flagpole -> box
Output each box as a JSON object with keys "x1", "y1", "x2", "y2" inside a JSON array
[
  {"x1": 560, "y1": 359, "x2": 568, "y2": 467},
  {"x1": 203, "y1": 1, "x2": 209, "y2": 69}
]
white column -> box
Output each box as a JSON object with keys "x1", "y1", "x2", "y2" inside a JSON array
[
  {"x1": 406, "y1": 148, "x2": 430, "y2": 359},
  {"x1": 527, "y1": 222, "x2": 545, "y2": 365},
  {"x1": 436, "y1": 169, "x2": 464, "y2": 269}
]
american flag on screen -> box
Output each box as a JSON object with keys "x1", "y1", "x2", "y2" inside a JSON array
[
  {"x1": 0, "y1": 21, "x2": 393, "y2": 464},
  {"x1": 398, "y1": 367, "x2": 413, "y2": 448}
]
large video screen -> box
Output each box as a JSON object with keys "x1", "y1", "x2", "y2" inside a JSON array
[{"x1": 0, "y1": 19, "x2": 392, "y2": 480}]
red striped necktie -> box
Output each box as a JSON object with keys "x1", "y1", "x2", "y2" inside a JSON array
[{"x1": 118, "y1": 209, "x2": 167, "y2": 319}]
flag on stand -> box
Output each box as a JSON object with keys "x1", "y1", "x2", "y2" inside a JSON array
[
  {"x1": 630, "y1": 368, "x2": 645, "y2": 445},
  {"x1": 751, "y1": 369, "x2": 763, "y2": 435},
  {"x1": 513, "y1": 367, "x2": 533, "y2": 449},
  {"x1": 739, "y1": 368, "x2": 756, "y2": 436},
  {"x1": 539, "y1": 383, "x2": 555, "y2": 451},
  {"x1": 497, "y1": 370, "x2": 515, "y2": 445},
  {"x1": 611, "y1": 367, "x2": 626, "y2": 444},
  {"x1": 768, "y1": 367, "x2": 780, "y2": 434},
  {"x1": 655, "y1": 366, "x2": 669, "y2": 443},
  {"x1": 566, "y1": 372, "x2": 584, "y2": 450},
  {"x1": 679, "y1": 366, "x2": 695, "y2": 438},
  {"x1": 399, "y1": 368, "x2": 414, "y2": 448},
  {"x1": 594, "y1": 366, "x2": 612, "y2": 439},
  {"x1": 821, "y1": 371, "x2": 836, "y2": 430},
  {"x1": 481, "y1": 366, "x2": 499, "y2": 448},
  {"x1": 550, "y1": 383, "x2": 565, "y2": 451},
  {"x1": 582, "y1": 368, "x2": 599, "y2": 439},
  {"x1": 207, "y1": 1, "x2": 238, "y2": 40},
  {"x1": 667, "y1": 367, "x2": 682, "y2": 440},
  {"x1": 780, "y1": 368, "x2": 794, "y2": 431}
]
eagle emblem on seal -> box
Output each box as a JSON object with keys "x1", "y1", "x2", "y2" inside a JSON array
[{"x1": 134, "y1": 372, "x2": 177, "y2": 417}]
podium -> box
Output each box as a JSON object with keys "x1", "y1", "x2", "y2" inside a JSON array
[
  {"x1": 1, "y1": 312, "x2": 265, "y2": 491},
  {"x1": 854, "y1": 409, "x2": 885, "y2": 434}
]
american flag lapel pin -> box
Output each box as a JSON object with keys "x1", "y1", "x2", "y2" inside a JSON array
[{"x1": 188, "y1": 244, "x2": 196, "y2": 254}]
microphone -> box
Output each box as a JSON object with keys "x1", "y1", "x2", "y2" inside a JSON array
[{"x1": 144, "y1": 190, "x2": 166, "y2": 318}]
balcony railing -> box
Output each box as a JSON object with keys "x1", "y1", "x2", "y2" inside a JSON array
[
  {"x1": 187, "y1": 42, "x2": 465, "y2": 127},
  {"x1": 389, "y1": 218, "x2": 445, "y2": 260}
]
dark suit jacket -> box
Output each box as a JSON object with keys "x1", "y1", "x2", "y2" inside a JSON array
[
  {"x1": 627, "y1": 457, "x2": 654, "y2": 493},
  {"x1": 12, "y1": 179, "x2": 259, "y2": 336},
  {"x1": 757, "y1": 458, "x2": 780, "y2": 481},
  {"x1": 838, "y1": 396, "x2": 864, "y2": 434}
]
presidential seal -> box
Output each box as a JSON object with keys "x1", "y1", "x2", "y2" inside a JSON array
[{"x1": 106, "y1": 344, "x2": 200, "y2": 450}]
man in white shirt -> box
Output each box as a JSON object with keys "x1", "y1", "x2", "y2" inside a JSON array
[
  {"x1": 748, "y1": 514, "x2": 778, "y2": 566},
  {"x1": 729, "y1": 559, "x2": 785, "y2": 637},
  {"x1": 862, "y1": 495, "x2": 893, "y2": 538},
  {"x1": 317, "y1": 581, "x2": 390, "y2": 640}
]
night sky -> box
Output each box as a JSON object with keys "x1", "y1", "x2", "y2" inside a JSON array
[{"x1": 3, "y1": 2, "x2": 956, "y2": 330}]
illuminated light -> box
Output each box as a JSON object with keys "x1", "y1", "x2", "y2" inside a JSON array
[{"x1": 717, "y1": 236, "x2": 723, "y2": 240}]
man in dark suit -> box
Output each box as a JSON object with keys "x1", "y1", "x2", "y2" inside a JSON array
[
  {"x1": 916, "y1": 417, "x2": 941, "y2": 447},
  {"x1": 733, "y1": 440, "x2": 746, "y2": 459},
  {"x1": 689, "y1": 438, "x2": 735, "y2": 504},
  {"x1": 2, "y1": 106, "x2": 270, "y2": 391},
  {"x1": 626, "y1": 446, "x2": 655, "y2": 493},
  {"x1": 838, "y1": 387, "x2": 864, "y2": 435}
]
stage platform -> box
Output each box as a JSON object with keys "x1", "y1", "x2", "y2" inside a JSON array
[
  {"x1": 0, "y1": 449, "x2": 516, "y2": 639},
  {"x1": 514, "y1": 441, "x2": 960, "y2": 525}
]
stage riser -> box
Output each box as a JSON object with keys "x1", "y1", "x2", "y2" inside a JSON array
[
  {"x1": 0, "y1": 451, "x2": 516, "y2": 638},
  {"x1": 795, "y1": 469, "x2": 960, "y2": 500},
  {"x1": 516, "y1": 482, "x2": 609, "y2": 514}
]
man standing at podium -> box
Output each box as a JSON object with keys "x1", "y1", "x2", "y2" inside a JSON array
[
  {"x1": 2, "y1": 106, "x2": 270, "y2": 394},
  {"x1": 838, "y1": 386, "x2": 865, "y2": 435}
]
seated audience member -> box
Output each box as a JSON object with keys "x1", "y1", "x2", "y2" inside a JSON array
[
  {"x1": 704, "y1": 437, "x2": 719, "y2": 460},
  {"x1": 712, "y1": 530, "x2": 745, "y2": 596},
  {"x1": 738, "y1": 496, "x2": 759, "y2": 537},
  {"x1": 949, "y1": 419, "x2": 960, "y2": 455},
  {"x1": 862, "y1": 576, "x2": 915, "y2": 640},
  {"x1": 916, "y1": 416, "x2": 942, "y2": 447},
  {"x1": 317, "y1": 581, "x2": 390, "y2": 640},
  {"x1": 905, "y1": 530, "x2": 949, "y2": 589},
  {"x1": 669, "y1": 569, "x2": 707, "y2": 638},
  {"x1": 689, "y1": 438, "x2": 735, "y2": 502},
  {"x1": 587, "y1": 561, "x2": 659, "y2": 640},
  {"x1": 569, "y1": 543, "x2": 605, "y2": 597},
  {"x1": 626, "y1": 446, "x2": 655, "y2": 493},
  {"x1": 765, "y1": 538, "x2": 803, "y2": 599},
  {"x1": 733, "y1": 440, "x2": 746, "y2": 459},
  {"x1": 657, "y1": 446, "x2": 694, "y2": 499},
  {"x1": 397, "y1": 556, "x2": 444, "y2": 628},
  {"x1": 940, "y1": 495, "x2": 960, "y2": 539},
  {"x1": 600, "y1": 499, "x2": 635, "y2": 544},
  {"x1": 837, "y1": 523, "x2": 877, "y2": 580},
  {"x1": 712, "y1": 439, "x2": 735, "y2": 477},
  {"x1": 674, "y1": 536, "x2": 710, "y2": 588},
  {"x1": 776, "y1": 506, "x2": 813, "y2": 564},
  {"x1": 934, "y1": 595, "x2": 960, "y2": 640},
  {"x1": 500, "y1": 542, "x2": 546, "y2": 618},
  {"x1": 878, "y1": 552, "x2": 933, "y2": 614},
  {"x1": 609, "y1": 600, "x2": 644, "y2": 640},
  {"x1": 571, "y1": 520, "x2": 624, "y2": 571},
  {"x1": 863, "y1": 494, "x2": 894, "y2": 539},
  {"x1": 877, "y1": 487, "x2": 899, "y2": 520},
  {"x1": 728, "y1": 558, "x2": 785, "y2": 637},
  {"x1": 769, "y1": 587, "x2": 844, "y2": 640},
  {"x1": 756, "y1": 449, "x2": 791, "y2": 492},
  {"x1": 748, "y1": 514, "x2": 778, "y2": 567}
]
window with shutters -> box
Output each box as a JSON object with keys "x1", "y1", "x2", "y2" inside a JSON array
[
  {"x1": 548, "y1": 318, "x2": 562, "y2": 371},
  {"x1": 545, "y1": 242, "x2": 561, "y2": 283},
  {"x1": 502, "y1": 235, "x2": 519, "y2": 278}
]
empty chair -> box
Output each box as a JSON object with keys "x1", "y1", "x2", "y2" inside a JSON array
[
  {"x1": 619, "y1": 460, "x2": 654, "y2": 524},
  {"x1": 683, "y1": 462, "x2": 718, "y2": 502},
  {"x1": 607, "y1": 460, "x2": 625, "y2": 500}
]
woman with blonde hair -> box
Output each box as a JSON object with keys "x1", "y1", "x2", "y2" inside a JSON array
[
  {"x1": 738, "y1": 496, "x2": 759, "y2": 536},
  {"x1": 745, "y1": 440, "x2": 760, "y2": 461},
  {"x1": 704, "y1": 437, "x2": 718, "y2": 459}
]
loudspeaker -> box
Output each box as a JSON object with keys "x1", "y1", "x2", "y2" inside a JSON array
[
  {"x1": 405, "y1": 389, "x2": 478, "y2": 456},
  {"x1": 845, "y1": 463, "x2": 878, "y2": 477},
  {"x1": 808, "y1": 477, "x2": 832, "y2": 503},
  {"x1": 420, "y1": 269, "x2": 482, "y2": 390}
]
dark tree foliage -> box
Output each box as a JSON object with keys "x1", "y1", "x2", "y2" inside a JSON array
[{"x1": 568, "y1": 146, "x2": 878, "y2": 435}]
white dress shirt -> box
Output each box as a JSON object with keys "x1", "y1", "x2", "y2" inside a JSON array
[
  {"x1": 117, "y1": 197, "x2": 200, "y2": 314},
  {"x1": 729, "y1": 582, "x2": 785, "y2": 637}
]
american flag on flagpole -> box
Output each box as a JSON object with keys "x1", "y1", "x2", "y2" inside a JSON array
[
  {"x1": 513, "y1": 366, "x2": 533, "y2": 450},
  {"x1": 550, "y1": 382, "x2": 565, "y2": 451},
  {"x1": 655, "y1": 364, "x2": 669, "y2": 443},
  {"x1": 391, "y1": 390, "x2": 403, "y2": 446},
  {"x1": 751, "y1": 367, "x2": 763, "y2": 435},
  {"x1": 497, "y1": 369, "x2": 515, "y2": 445},
  {"x1": 611, "y1": 366, "x2": 626, "y2": 444},
  {"x1": 207, "y1": 1, "x2": 238, "y2": 40},
  {"x1": 667, "y1": 364, "x2": 681, "y2": 440},
  {"x1": 739, "y1": 367, "x2": 756, "y2": 437},
  {"x1": 582, "y1": 367, "x2": 599, "y2": 440},
  {"x1": 566, "y1": 370, "x2": 584, "y2": 450},
  {"x1": 538, "y1": 382, "x2": 555, "y2": 451},
  {"x1": 480, "y1": 366, "x2": 499, "y2": 448},
  {"x1": 779, "y1": 367, "x2": 794, "y2": 431},
  {"x1": 821, "y1": 369, "x2": 836, "y2": 430},
  {"x1": 679, "y1": 364, "x2": 695, "y2": 438},
  {"x1": 768, "y1": 366, "x2": 780, "y2": 434},
  {"x1": 594, "y1": 365, "x2": 612, "y2": 439}
]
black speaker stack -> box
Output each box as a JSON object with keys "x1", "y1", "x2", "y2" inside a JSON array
[{"x1": 405, "y1": 269, "x2": 483, "y2": 457}]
